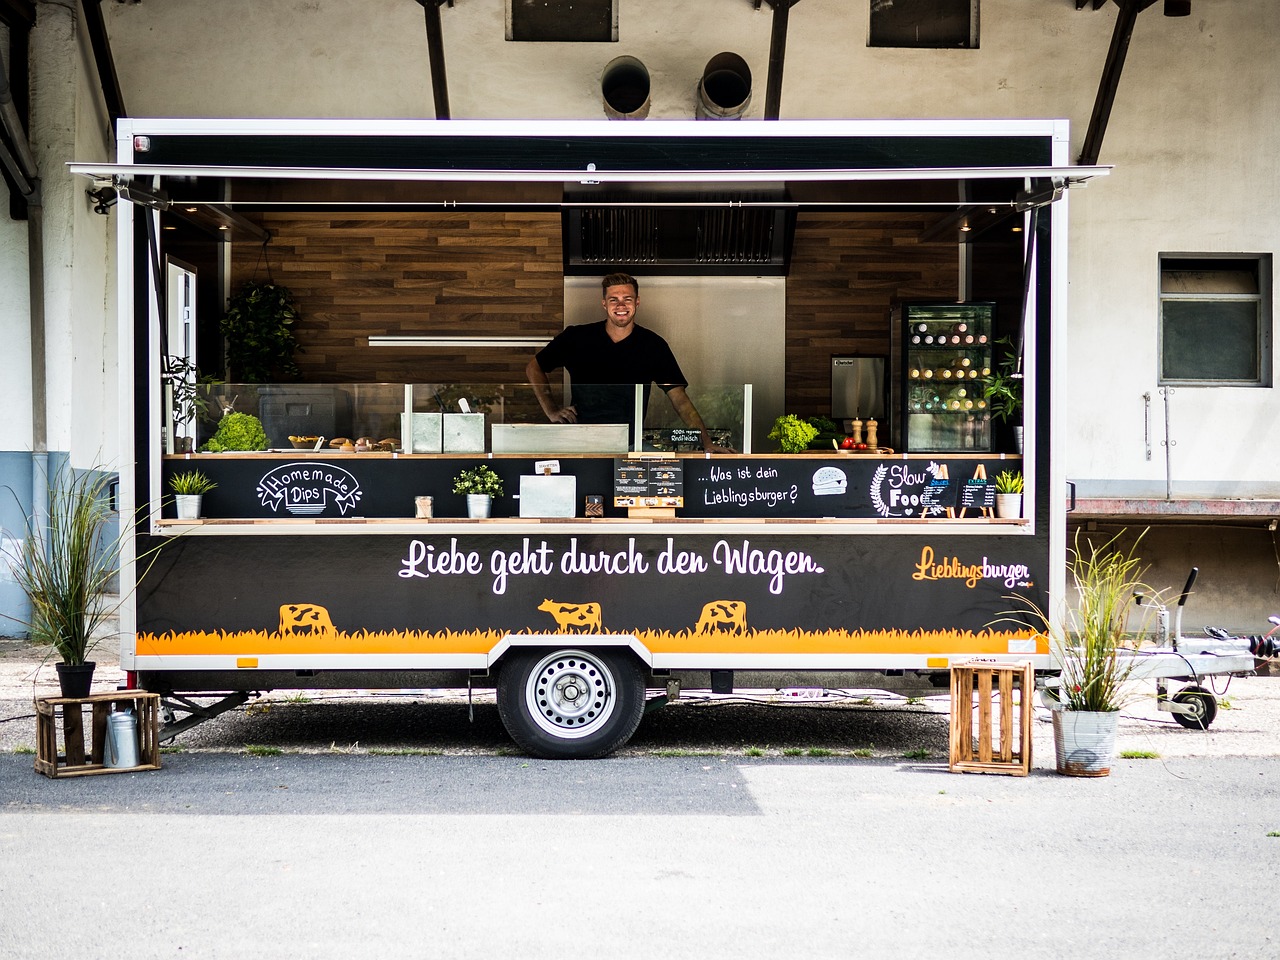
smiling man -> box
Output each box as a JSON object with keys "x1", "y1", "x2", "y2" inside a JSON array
[{"x1": 526, "y1": 272, "x2": 729, "y2": 453}]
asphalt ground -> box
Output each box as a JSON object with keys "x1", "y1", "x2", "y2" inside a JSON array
[
  {"x1": 3, "y1": 638, "x2": 1279, "y2": 960},
  {"x1": 2, "y1": 753, "x2": 1278, "y2": 960},
  {"x1": 2, "y1": 637, "x2": 1277, "y2": 762}
]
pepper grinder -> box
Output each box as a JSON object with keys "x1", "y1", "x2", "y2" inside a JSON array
[
  {"x1": 865, "y1": 418, "x2": 878, "y2": 449},
  {"x1": 849, "y1": 416, "x2": 863, "y2": 445}
]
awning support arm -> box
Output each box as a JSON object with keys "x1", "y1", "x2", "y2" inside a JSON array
[
  {"x1": 1078, "y1": 0, "x2": 1158, "y2": 165},
  {"x1": 82, "y1": 0, "x2": 127, "y2": 130},
  {"x1": 415, "y1": 0, "x2": 452, "y2": 120}
]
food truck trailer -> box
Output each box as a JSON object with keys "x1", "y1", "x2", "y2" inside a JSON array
[{"x1": 73, "y1": 117, "x2": 1125, "y2": 758}]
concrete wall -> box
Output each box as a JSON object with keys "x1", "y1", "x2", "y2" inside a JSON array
[
  {"x1": 5, "y1": 1, "x2": 1276, "y2": 631},
  {"x1": 96, "y1": 1, "x2": 1280, "y2": 497},
  {"x1": 0, "y1": 2, "x2": 115, "y2": 636}
]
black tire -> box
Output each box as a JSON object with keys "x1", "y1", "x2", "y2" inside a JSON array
[
  {"x1": 496, "y1": 647, "x2": 646, "y2": 759},
  {"x1": 1172, "y1": 685, "x2": 1218, "y2": 730}
]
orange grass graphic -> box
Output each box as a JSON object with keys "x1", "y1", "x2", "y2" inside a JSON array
[{"x1": 137, "y1": 626, "x2": 1045, "y2": 658}]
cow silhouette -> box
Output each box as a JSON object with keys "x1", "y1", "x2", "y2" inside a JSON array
[
  {"x1": 695, "y1": 600, "x2": 747, "y2": 634},
  {"x1": 278, "y1": 603, "x2": 336, "y2": 637},
  {"x1": 537, "y1": 599, "x2": 602, "y2": 632}
]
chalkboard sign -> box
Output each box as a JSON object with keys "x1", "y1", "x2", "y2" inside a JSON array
[
  {"x1": 960, "y1": 478, "x2": 995, "y2": 510},
  {"x1": 613, "y1": 458, "x2": 684, "y2": 507},
  {"x1": 920, "y1": 478, "x2": 958, "y2": 514}
]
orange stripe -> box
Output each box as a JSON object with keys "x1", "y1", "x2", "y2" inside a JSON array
[{"x1": 136, "y1": 628, "x2": 1047, "y2": 658}]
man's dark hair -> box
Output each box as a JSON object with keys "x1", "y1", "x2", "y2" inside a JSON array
[{"x1": 601, "y1": 272, "x2": 639, "y2": 297}]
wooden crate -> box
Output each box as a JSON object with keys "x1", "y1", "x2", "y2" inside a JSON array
[
  {"x1": 34, "y1": 690, "x2": 162, "y2": 779},
  {"x1": 948, "y1": 660, "x2": 1034, "y2": 776}
]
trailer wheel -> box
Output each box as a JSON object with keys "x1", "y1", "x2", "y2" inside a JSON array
[
  {"x1": 496, "y1": 648, "x2": 646, "y2": 759},
  {"x1": 1172, "y1": 685, "x2": 1218, "y2": 730}
]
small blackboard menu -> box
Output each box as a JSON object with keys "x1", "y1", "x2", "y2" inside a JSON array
[
  {"x1": 960, "y1": 477, "x2": 995, "y2": 510},
  {"x1": 613, "y1": 458, "x2": 684, "y2": 507},
  {"x1": 920, "y1": 477, "x2": 958, "y2": 515}
]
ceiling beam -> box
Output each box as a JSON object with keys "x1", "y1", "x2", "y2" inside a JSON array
[
  {"x1": 0, "y1": 0, "x2": 33, "y2": 218},
  {"x1": 0, "y1": 1, "x2": 36, "y2": 29}
]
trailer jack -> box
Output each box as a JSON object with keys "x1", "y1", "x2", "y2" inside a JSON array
[{"x1": 159, "y1": 692, "x2": 259, "y2": 741}]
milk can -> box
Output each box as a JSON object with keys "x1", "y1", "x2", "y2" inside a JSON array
[{"x1": 104, "y1": 707, "x2": 140, "y2": 769}]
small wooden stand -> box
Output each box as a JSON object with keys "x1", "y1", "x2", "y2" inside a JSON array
[
  {"x1": 34, "y1": 690, "x2": 162, "y2": 779},
  {"x1": 948, "y1": 659, "x2": 1034, "y2": 776}
]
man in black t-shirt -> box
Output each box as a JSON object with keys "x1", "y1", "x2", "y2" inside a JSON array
[{"x1": 526, "y1": 272, "x2": 729, "y2": 453}]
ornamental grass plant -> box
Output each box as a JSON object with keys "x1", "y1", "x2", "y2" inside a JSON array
[
  {"x1": 169, "y1": 470, "x2": 218, "y2": 496},
  {"x1": 1008, "y1": 529, "x2": 1165, "y2": 712},
  {"x1": 2, "y1": 466, "x2": 126, "y2": 666},
  {"x1": 993, "y1": 469, "x2": 1023, "y2": 494}
]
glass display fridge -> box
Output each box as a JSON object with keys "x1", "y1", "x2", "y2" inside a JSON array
[{"x1": 901, "y1": 302, "x2": 994, "y2": 452}]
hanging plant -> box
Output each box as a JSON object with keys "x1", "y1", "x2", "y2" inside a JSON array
[{"x1": 220, "y1": 280, "x2": 302, "y2": 382}]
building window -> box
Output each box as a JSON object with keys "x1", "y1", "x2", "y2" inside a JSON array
[
  {"x1": 506, "y1": 0, "x2": 616, "y2": 42},
  {"x1": 1159, "y1": 255, "x2": 1271, "y2": 386},
  {"x1": 869, "y1": 0, "x2": 979, "y2": 49}
]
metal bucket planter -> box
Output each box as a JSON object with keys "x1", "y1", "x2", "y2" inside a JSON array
[
  {"x1": 1052, "y1": 709, "x2": 1119, "y2": 777},
  {"x1": 994, "y1": 493, "x2": 1022, "y2": 519},
  {"x1": 466, "y1": 494, "x2": 493, "y2": 519},
  {"x1": 175, "y1": 494, "x2": 203, "y2": 520}
]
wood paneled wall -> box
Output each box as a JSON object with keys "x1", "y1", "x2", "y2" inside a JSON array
[
  {"x1": 784, "y1": 213, "x2": 958, "y2": 418},
  {"x1": 230, "y1": 212, "x2": 564, "y2": 384},
  {"x1": 229, "y1": 210, "x2": 989, "y2": 433}
]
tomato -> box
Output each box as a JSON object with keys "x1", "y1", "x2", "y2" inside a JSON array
[
  {"x1": 839, "y1": 436, "x2": 856, "y2": 450},
  {"x1": 855, "y1": 443, "x2": 868, "y2": 450}
]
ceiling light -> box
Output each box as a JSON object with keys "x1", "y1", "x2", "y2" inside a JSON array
[
  {"x1": 959, "y1": 224, "x2": 972, "y2": 232},
  {"x1": 184, "y1": 206, "x2": 198, "y2": 213},
  {"x1": 1011, "y1": 225, "x2": 1023, "y2": 233},
  {"x1": 1164, "y1": 1, "x2": 1191, "y2": 16}
]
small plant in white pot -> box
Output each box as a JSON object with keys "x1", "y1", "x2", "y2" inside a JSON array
[
  {"x1": 170, "y1": 470, "x2": 217, "y2": 520},
  {"x1": 993, "y1": 469, "x2": 1023, "y2": 519},
  {"x1": 452, "y1": 465, "x2": 504, "y2": 518}
]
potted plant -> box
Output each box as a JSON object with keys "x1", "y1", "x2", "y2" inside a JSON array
[
  {"x1": 452, "y1": 465, "x2": 504, "y2": 518},
  {"x1": 170, "y1": 469, "x2": 218, "y2": 520},
  {"x1": 220, "y1": 280, "x2": 302, "y2": 382},
  {"x1": 993, "y1": 469, "x2": 1023, "y2": 519},
  {"x1": 767, "y1": 414, "x2": 820, "y2": 453},
  {"x1": 1013, "y1": 530, "x2": 1163, "y2": 777},
  {"x1": 2, "y1": 467, "x2": 130, "y2": 697},
  {"x1": 982, "y1": 337, "x2": 1023, "y2": 452},
  {"x1": 163, "y1": 356, "x2": 223, "y2": 453}
]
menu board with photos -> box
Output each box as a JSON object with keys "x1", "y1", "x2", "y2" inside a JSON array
[{"x1": 613, "y1": 458, "x2": 684, "y2": 507}]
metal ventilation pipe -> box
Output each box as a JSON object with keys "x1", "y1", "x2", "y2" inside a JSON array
[
  {"x1": 696, "y1": 52, "x2": 751, "y2": 120},
  {"x1": 601, "y1": 56, "x2": 651, "y2": 120}
]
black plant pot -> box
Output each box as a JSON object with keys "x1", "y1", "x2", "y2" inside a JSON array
[{"x1": 55, "y1": 661, "x2": 95, "y2": 699}]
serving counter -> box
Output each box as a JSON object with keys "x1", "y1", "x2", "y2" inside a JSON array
[{"x1": 159, "y1": 450, "x2": 1024, "y2": 527}]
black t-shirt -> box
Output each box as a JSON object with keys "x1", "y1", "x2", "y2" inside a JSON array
[{"x1": 534, "y1": 321, "x2": 687, "y2": 424}]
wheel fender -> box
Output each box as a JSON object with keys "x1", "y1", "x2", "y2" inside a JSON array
[{"x1": 487, "y1": 633, "x2": 653, "y2": 670}]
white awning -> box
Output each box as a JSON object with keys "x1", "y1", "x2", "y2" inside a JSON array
[{"x1": 69, "y1": 161, "x2": 1108, "y2": 187}]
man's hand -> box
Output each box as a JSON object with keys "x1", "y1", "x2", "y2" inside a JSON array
[
  {"x1": 527, "y1": 357, "x2": 579, "y2": 424},
  {"x1": 703, "y1": 439, "x2": 738, "y2": 455},
  {"x1": 667, "y1": 386, "x2": 737, "y2": 454}
]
